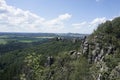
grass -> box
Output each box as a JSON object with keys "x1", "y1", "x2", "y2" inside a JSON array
[
  {"x1": 19, "y1": 40, "x2": 33, "y2": 43},
  {"x1": 35, "y1": 36, "x2": 54, "y2": 39},
  {"x1": 0, "y1": 39, "x2": 7, "y2": 44},
  {"x1": 0, "y1": 35, "x2": 54, "y2": 44},
  {"x1": 0, "y1": 35, "x2": 9, "y2": 38}
]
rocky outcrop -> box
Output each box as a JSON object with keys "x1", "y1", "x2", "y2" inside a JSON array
[
  {"x1": 80, "y1": 34, "x2": 117, "y2": 80},
  {"x1": 69, "y1": 50, "x2": 81, "y2": 59},
  {"x1": 46, "y1": 56, "x2": 54, "y2": 67},
  {"x1": 81, "y1": 36, "x2": 89, "y2": 57}
]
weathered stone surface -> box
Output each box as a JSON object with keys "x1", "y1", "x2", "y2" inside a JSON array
[
  {"x1": 82, "y1": 38, "x2": 89, "y2": 56},
  {"x1": 97, "y1": 49, "x2": 104, "y2": 61},
  {"x1": 47, "y1": 56, "x2": 54, "y2": 66},
  {"x1": 107, "y1": 45, "x2": 113, "y2": 54}
]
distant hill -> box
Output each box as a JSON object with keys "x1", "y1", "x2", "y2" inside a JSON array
[
  {"x1": 0, "y1": 32, "x2": 88, "y2": 38},
  {"x1": 56, "y1": 33, "x2": 89, "y2": 38}
]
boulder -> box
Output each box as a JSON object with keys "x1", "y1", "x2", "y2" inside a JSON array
[{"x1": 69, "y1": 50, "x2": 77, "y2": 55}]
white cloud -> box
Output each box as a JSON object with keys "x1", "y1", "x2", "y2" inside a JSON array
[
  {"x1": 96, "y1": 0, "x2": 100, "y2": 2},
  {"x1": 0, "y1": 0, "x2": 116, "y2": 34},
  {"x1": 72, "y1": 22, "x2": 87, "y2": 27},
  {"x1": 58, "y1": 13, "x2": 71, "y2": 20},
  {"x1": 0, "y1": 0, "x2": 71, "y2": 33},
  {"x1": 90, "y1": 17, "x2": 106, "y2": 25},
  {"x1": 72, "y1": 17, "x2": 107, "y2": 34},
  {"x1": 43, "y1": 13, "x2": 71, "y2": 32}
]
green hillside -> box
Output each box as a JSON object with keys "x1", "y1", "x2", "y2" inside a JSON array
[
  {"x1": 0, "y1": 40, "x2": 83, "y2": 80},
  {"x1": 87, "y1": 17, "x2": 120, "y2": 80}
]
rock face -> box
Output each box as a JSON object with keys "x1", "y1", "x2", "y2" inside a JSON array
[
  {"x1": 55, "y1": 37, "x2": 65, "y2": 41},
  {"x1": 81, "y1": 36, "x2": 89, "y2": 57},
  {"x1": 84, "y1": 35, "x2": 115, "y2": 63},
  {"x1": 80, "y1": 34, "x2": 117, "y2": 80},
  {"x1": 47, "y1": 56, "x2": 54, "y2": 67},
  {"x1": 107, "y1": 45, "x2": 114, "y2": 55}
]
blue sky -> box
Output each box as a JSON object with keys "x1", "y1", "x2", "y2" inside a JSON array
[{"x1": 0, "y1": 0, "x2": 120, "y2": 34}]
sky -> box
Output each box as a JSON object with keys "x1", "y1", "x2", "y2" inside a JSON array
[{"x1": 0, "y1": 0, "x2": 120, "y2": 34}]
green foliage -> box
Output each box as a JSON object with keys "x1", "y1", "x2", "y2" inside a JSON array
[
  {"x1": 112, "y1": 17, "x2": 120, "y2": 38},
  {"x1": 92, "y1": 17, "x2": 120, "y2": 47},
  {"x1": 104, "y1": 53, "x2": 120, "y2": 70},
  {"x1": 20, "y1": 52, "x2": 92, "y2": 80},
  {"x1": 0, "y1": 40, "x2": 81, "y2": 80},
  {"x1": 20, "y1": 53, "x2": 44, "y2": 80}
]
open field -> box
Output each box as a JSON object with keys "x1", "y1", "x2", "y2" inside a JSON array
[
  {"x1": 0, "y1": 33, "x2": 56, "y2": 44},
  {"x1": 0, "y1": 39, "x2": 7, "y2": 44},
  {"x1": 35, "y1": 36, "x2": 54, "y2": 39}
]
